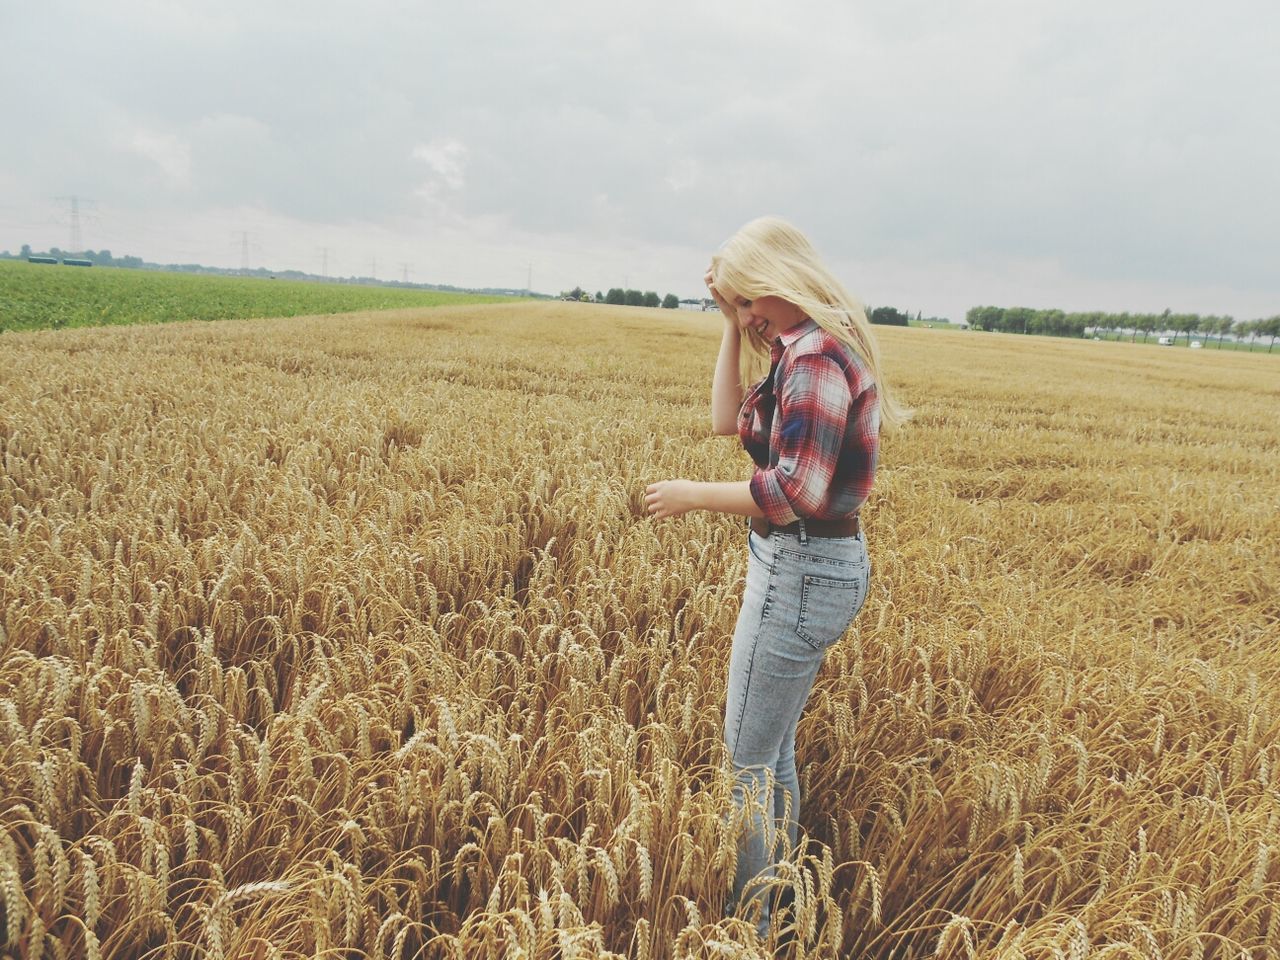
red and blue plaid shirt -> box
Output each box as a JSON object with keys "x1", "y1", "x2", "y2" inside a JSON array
[{"x1": 738, "y1": 319, "x2": 879, "y2": 526}]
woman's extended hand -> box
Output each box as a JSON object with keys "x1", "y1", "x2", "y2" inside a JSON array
[{"x1": 645, "y1": 479, "x2": 699, "y2": 519}]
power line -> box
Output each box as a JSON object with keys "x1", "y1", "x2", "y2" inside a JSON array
[
  {"x1": 231, "y1": 230, "x2": 259, "y2": 273},
  {"x1": 70, "y1": 197, "x2": 81, "y2": 254},
  {"x1": 399, "y1": 262, "x2": 412, "y2": 284},
  {"x1": 53, "y1": 195, "x2": 92, "y2": 254}
]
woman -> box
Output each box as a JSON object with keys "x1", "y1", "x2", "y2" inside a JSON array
[{"x1": 644, "y1": 216, "x2": 909, "y2": 935}]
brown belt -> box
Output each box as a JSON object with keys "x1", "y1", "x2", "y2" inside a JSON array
[{"x1": 750, "y1": 514, "x2": 860, "y2": 539}]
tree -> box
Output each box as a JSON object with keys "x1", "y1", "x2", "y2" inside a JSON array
[
  {"x1": 968, "y1": 305, "x2": 1007, "y2": 331},
  {"x1": 594, "y1": 291, "x2": 604, "y2": 303},
  {"x1": 1003, "y1": 306, "x2": 1035, "y2": 334},
  {"x1": 869, "y1": 306, "x2": 909, "y2": 326},
  {"x1": 625, "y1": 289, "x2": 644, "y2": 306},
  {"x1": 20, "y1": 244, "x2": 32, "y2": 259},
  {"x1": 606, "y1": 288, "x2": 626, "y2": 305},
  {"x1": 963, "y1": 306, "x2": 982, "y2": 330},
  {"x1": 1219, "y1": 316, "x2": 1236, "y2": 348},
  {"x1": 1036, "y1": 308, "x2": 1066, "y2": 336},
  {"x1": 642, "y1": 291, "x2": 660, "y2": 308},
  {"x1": 662, "y1": 293, "x2": 679, "y2": 309},
  {"x1": 1205, "y1": 315, "x2": 1230, "y2": 348},
  {"x1": 1266, "y1": 316, "x2": 1280, "y2": 353}
]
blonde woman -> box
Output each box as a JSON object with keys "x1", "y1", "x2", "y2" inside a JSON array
[{"x1": 645, "y1": 216, "x2": 908, "y2": 936}]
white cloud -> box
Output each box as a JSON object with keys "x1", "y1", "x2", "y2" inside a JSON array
[
  {"x1": 664, "y1": 158, "x2": 699, "y2": 193},
  {"x1": 412, "y1": 139, "x2": 468, "y2": 200},
  {"x1": 126, "y1": 129, "x2": 191, "y2": 186},
  {"x1": 192, "y1": 113, "x2": 272, "y2": 143}
]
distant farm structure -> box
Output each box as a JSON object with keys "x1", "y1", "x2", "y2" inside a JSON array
[{"x1": 28, "y1": 256, "x2": 93, "y2": 267}]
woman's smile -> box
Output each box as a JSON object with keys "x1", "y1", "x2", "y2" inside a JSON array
[{"x1": 717, "y1": 289, "x2": 807, "y2": 341}]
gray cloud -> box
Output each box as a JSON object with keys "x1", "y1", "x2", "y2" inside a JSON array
[{"x1": 3, "y1": 0, "x2": 1278, "y2": 318}]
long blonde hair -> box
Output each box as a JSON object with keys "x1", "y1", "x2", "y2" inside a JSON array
[{"x1": 711, "y1": 216, "x2": 911, "y2": 431}]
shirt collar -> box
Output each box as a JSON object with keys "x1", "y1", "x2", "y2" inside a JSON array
[{"x1": 770, "y1": 317, "x2": 819, "y2": 359}]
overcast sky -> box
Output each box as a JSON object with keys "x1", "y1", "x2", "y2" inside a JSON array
[{"x1": 3, "y1": 1, "x2": 1278, "y2": 321}]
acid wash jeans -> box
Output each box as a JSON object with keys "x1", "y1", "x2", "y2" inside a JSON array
[{"x1": 723, "y1": 520, "x2": 869, "y2": 937}]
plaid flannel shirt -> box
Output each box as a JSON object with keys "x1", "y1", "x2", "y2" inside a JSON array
[{"x1": 737, "y1": 319, "x2": 879, "y2": 526}]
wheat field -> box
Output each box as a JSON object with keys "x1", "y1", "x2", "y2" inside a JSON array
[{"x1": 1, "y1": 301, "x2": 1277, "y2": 959}]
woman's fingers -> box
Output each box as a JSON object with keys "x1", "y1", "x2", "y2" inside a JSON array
[
  {"x1": 645, "y1": 480, "x2": 694, "y2": 520},
  {"x1": 644, "y1": 482, "x2": 667, "y2": 517}
]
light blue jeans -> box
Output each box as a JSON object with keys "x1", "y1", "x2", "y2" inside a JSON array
[{"x1": 724, "y1": 521, "x2": 869, "y2": 935}]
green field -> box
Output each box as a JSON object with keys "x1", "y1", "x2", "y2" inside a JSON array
[{"x1": 0, "y1": 259, "x2": 513, "y2": 331}]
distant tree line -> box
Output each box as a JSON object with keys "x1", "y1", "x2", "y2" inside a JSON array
[
  {"x1": 560, "y1": 286, "x2": 670, "y2": 307},
  {"x1": 559, "y1": 295, "x2": 951, "y2": 323},
  {"x1": 9, "y1": 240, "x2": 1274, "y2": 348},
  {"x1": 576, "y1": 288, "x2": 680, "y2": 309},
  {"x1": 867, "y1": 306, "x2": 951, "y2": 326},
  {"x1": 965, "y1": 305, "x2": 1280, "y2": 349}
]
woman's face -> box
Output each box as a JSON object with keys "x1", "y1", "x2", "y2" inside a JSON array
[{"x1": 719, "y1": 285, "x2": 808, "y2": 342}]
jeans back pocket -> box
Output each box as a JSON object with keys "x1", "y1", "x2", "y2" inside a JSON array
[{"x1": 797, "y1": 572, "x2": 867, "y2": 648}]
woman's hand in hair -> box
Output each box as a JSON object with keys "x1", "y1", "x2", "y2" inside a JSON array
[
  {"x1": 644, "y1": 479, "x2": 699, "y2": 520},
  {"x1": 705, "y1": 268, "x2": 734, "y2": 322}
]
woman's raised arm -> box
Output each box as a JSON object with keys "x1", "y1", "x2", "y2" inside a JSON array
[{"x1": 707, "y1": 270, "x2": 743, "y2": 435}]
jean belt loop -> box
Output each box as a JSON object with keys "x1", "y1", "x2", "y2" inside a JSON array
[{"x1": 797, "y1": 517, "x2": 808, "y2": 545}]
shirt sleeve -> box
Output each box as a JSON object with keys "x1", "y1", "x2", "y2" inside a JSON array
[{"x1": 748, "y1": 353, "x2": 853, "y2": 525}]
